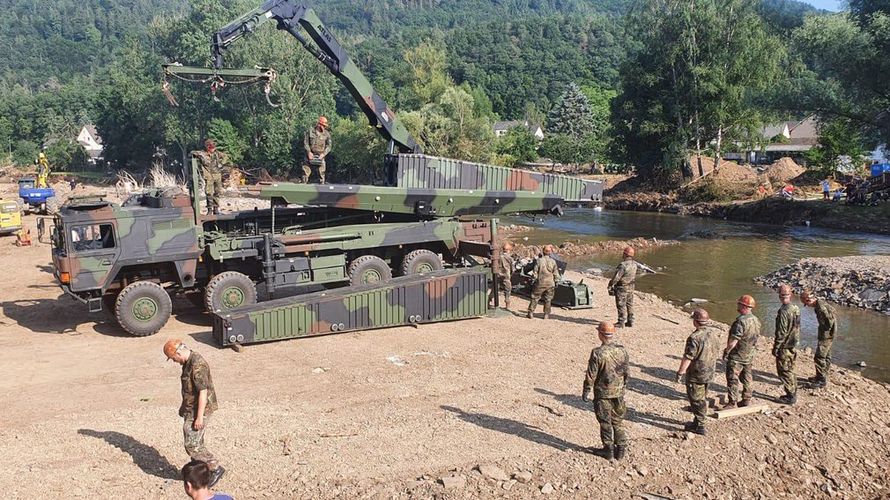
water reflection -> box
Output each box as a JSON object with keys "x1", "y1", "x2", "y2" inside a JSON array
[{"x1": 511, "y1": 209, "x2": 890, "y2": 382}]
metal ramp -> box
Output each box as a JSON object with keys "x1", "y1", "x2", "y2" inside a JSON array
[{"x1": 213, "y1": 267, "x2": 490, "y2": 346}]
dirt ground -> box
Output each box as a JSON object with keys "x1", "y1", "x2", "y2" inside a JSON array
[{"x1": 1, "y1": 213, "x2": 889, "y2": 499}]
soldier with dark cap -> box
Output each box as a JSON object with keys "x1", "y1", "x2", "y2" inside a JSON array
[
  {"x1": 608, "y1": 246, "x2": 639, "y2": 328},
  {"x1": 801, "y1": 290, "x2": 837, "y2": 388},
  {"x1": 193, "y1": 139, "x2": 228, "y2": 215},
  {"x1": 676, "y1": 308, "x2": 722, "y2": 435},
  {"x1": 526, "y1": 244, "x2": 558, "y2": 319},
  {"x1": 582, "y1": 322, "x2": 629, "y2": 460},
  {"x1": 303, "y1": 116, "x2": 332, "y2": 184},
  {"x1": 491, "y1": 241, "x2": 515, "y2": 309},
  {"x1": 164, "y1": 339, "x2": 225, "y2": 487},
  {"x1": 773, "y1": 284, "x2": 800, "y2": 404},
  {"x1": 724, "y1": 294, "x2": 761, "y2": 408}
]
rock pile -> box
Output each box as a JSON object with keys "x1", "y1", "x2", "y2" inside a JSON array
[
  {"x1": 756, "y1": 256, "x2": 890, "y2": 313},
  {"x1": 509, "y1": 237, "x2": 678, "y2": 259}
]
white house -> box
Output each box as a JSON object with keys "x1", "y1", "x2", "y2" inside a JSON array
[
  {"x1": 493, "y1": 120, "x2": 544, "y2": 140},
  {"x1": 77, "y1": 125, "x2": 104, "y2": 162}
]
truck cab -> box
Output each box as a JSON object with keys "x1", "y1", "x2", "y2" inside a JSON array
[
  {"x1": 18, "y1": 177, "x2": 57, "y2": 214},
  {"x1": 0, "y1": 199, "x2": 23, "y2": 235}
]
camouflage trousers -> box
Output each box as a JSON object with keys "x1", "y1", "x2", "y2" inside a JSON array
[
  {"x1": 614, "y1": 287, "x2": 634, "y2": 325},
  {"x1": 725, "y1": 359, "x2": 754, "y2": 403},
  {"x1": 302, "y1": 158, "x2": 326, "y2": 184},
  {"x1": 775, "y1": 348, "x2": 798, "y2": 395},
  {"x1": 489, "y1": 275, "x2": 511, "y2": 307},
  {"x1": 686, "y1": 382, "x2": 709, "y2": 426},
  {"x1": 815, "y1": 337, "x2": 833, "y2": 382},
  {"x1": 202, "y1": 172, "x2": 223, "y2": 215},
  {"x1": 527, "y1": 285, "x2": 555, "y2": 316},
  {"x1": 183, "y1": 414, "x2": 217, "y2": 469},
  {"x1": 594, "y1": 397, "x2": 627, "y2": 447}
]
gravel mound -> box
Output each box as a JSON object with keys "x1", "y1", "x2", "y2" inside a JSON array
[{"x1": 764, "y1": 157, "x2": 806, "y2": 184}]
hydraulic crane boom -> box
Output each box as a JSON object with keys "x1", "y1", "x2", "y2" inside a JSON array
[{"x1": 212, "y1": 0, "x2": 421, "y2": 154}]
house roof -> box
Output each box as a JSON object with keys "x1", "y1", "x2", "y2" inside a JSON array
[
  {"x1": 788, "y1": 116, "x2": 818, "y2": 144},
  {"x1": 761, "y1": 123, "x2": 789, "y2": 139},
  {"x1": 493, "y1": 120, "x2": 526, "y2": 132},
  {"x1": 80, "y1": 124, "x2": 103, "y2": 145}
]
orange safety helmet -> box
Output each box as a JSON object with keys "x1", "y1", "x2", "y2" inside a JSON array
[
  {"x1": 597, "y1": 322, "x2": 616, "y2": 336},
  {"x1": 163, "y1": 338, "x2": 184, "y2": 359},
  {"x1": 737, "y1": 295, "x2": 756, "y2": 309},
  {"x1": 317, "y1": 116, "x2": 329, "y2": 127},
  {"x1": 623, "y1": 246, "x2": 635, "y2": 258}
]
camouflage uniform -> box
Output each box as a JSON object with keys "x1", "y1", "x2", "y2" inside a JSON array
[
  {"x1": 725, "y1": 312, "x2": 761, "y2": 404},
  {"x1": 180, "y1": 352, "x2": 219, "y2": 467},
  {"x1": 526, "y1": 254, "x2": 558, "y2": 317},
  {"x1": 195, "y1": 151, "x2": 228, "y2": 215},
  {"x1": 490, "y1": 251, "x2": 514, "y2": 307},
  {"x1": 608, "y1": 259, "x2": 638, "y2": 326},
  {"x1": 583, "y1": 341, "x2": 629, "y2": 448},
  {"x1": 813, "y1": 300, "x2": 837, "y2": 383},
  {"x1": 303, "y1": 126, "x2": 332, "y2": 184},
  {"x1": 773, "y1": 303, "x2": 801, "y2": 395},
  {"x1": 683, "y1": 321, "x2": 723, "y2": 426}
]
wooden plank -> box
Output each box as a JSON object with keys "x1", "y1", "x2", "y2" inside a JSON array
[{"x1": 712, "y1": 404, "x2": 769, "y2": 420}]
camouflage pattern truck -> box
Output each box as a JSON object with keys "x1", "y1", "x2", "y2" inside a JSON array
[{"x1": 41, "y1": 158, "x2": 563, "y2": 337}]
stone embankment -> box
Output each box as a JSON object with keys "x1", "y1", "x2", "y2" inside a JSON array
[
  {"x1": 756, "y1": 256, "x2": 890, "y2": 313},
  {"x1": 505, "y1": 235, "x2": 678, "y2": 259}
]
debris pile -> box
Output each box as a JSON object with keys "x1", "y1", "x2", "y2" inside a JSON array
[
  {"x1": 764, "y1": 157, "x2": 806, "y2": 185},
  {"x1": 508, "y1": 237, "x2": 678, "y2": 259},
  {"x1": 756, "y1": 256, "x2": 890, "y2": 313}
]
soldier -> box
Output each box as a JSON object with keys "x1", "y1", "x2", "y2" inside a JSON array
[
  {"x1": 490, "y1": 241, "x2": 515, "y2": 309},
  {"x1": 526, "y1": 244, "x2": 558, "y2": 319},
  {"x1": 801, "y1": 291, "x2": 837, "y2": 388},
  {"x1": 194, "y1": 139, "x2": 228, "y2": 215},
  {"x1": 303, "y1": 116, "x2": 332, "y2": 184},
  {"x1": 773, "y1": 284, "x2": 800, "y2": 404},
  {"x1": 582, "y1": 322, "x2": 629, "y2": 460},
  {"x1": 608, "y1": 246, "x2": 639, "y2": 328},
  {"x1": 723, "y1": 294, "x2": 761, "y2": 408},
  {"x1": 164, "y1": 339, "x2": 225, "y2": 487},
  {"x1": 675, "y1": 308, "x2": 722, "y2": 435}
]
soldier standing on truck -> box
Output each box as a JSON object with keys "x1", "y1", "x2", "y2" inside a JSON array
[
  {"x1": 303, "y1": 116, "x2": 332, "y2": 184},
  {"x1": 194, "y1": 139, "x2": 228, "y2": 215},
  {"x1": 801, "y1": 290, "x2": 837, "y2": 388},
  {"x1": 608, "y1": 246, "x2": 638, "y2": 328},
  {"x1": 526, "y1": 244, "x2": 558, "y2": 319},
  {"x1": 164, "y1": 339, "x2": 225, "y2": 487},
  {"x1": 490, "y1": 241, "x2": 515, "y2": 309}
]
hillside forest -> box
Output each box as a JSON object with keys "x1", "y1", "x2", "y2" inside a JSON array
[{"x1": 0, "y1": 0, "x2": 887, "y2": 184}]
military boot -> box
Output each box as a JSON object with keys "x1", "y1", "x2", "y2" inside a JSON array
[
  {"x1": 598, "y1": 445, "x2": 614, "y2": 460},
  {"x1": 504, "y1": 298, "x2": 511, "y2": 309},
  {"x1": 542, "y1": 313, "x2": 550, "y2": 320},
  {"x1": 614, "y1": 445, "x2": 626, "y2": 460},
  {"x1": 810, "y1": 377, "x2": 826, "y2": 389},
  {"x1": 684, "y1": 421, "x2": 706, "y2": 435},
  {"x1": 526, "y1": 312, "x2": 533, "y2": 319},
  {"x1": 777, "y1": 392, "x2": 797, "y2": 405},
  {"x1": 738, "y1": 399, "x2": 751, "y2": 407},
  {"x1": 209, "y1": 466, "x2": 226, "y2": 487}
]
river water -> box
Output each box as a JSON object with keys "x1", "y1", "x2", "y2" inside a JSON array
[{"x1": 512, "y1": 209, "x2": 890, "y2": 383}]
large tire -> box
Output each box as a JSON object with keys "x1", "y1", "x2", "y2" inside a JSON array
[
  {"x1": 45, "y1": 196, "x2": 60, "y2": 215},
  {"x1": 401, "y1": 249, "x2": 444, "y2": 275},
  {"x1": 204, "y1": 271, "x2": 257, "y2": 313},
  {"x1": 115, "y1": 281, "x2": 172, "y2": 337},
  {"x1": 348, "y1": 255, "x2": 392, "y2": 286}
]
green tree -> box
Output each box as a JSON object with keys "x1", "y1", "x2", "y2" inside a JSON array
[
  {"x1": 494, "y1": 126, "x2": 538, "y2": 167},
  {"x1": 208, "y1": 119, "x2": 248, "y2": 166},
  {"x1": 12, "y1": 140, "x2": 39, "y2": 167},
  {"x1": 804, "y1": 119, "x2": 868, "y2": 171},
  {"x1": 329, "y1": 115, "x2": 386, "y2": 183},
  {"x1": 547, "y1": 83, "x2": 595, "y2": 139}
]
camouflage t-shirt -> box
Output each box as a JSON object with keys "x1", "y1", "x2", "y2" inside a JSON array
[
  {"x1": 496, "y1": 252, "x2": 514, "y2": 279},
  {"x1": 683, "y1": 322, "x2": 723, "y2": 384},
  {"x1": 179, "y1": 352, "x2": 219, "y2": 418},
  {"x1": 533, "y1": 255, "x2": 559, "y2": 288},
  {"x1": 194, "y1": 151, "x2": 228, "y2": 179},
  {"x1": 814, "y1": 300, "x2": 837, "y2": 340},
  {"x1": 728, "y1": 313, "x2": 761, "y2": 363},
  {"x1": 774, "y1": 303, "x2": 801, "y2": 350},
  {"x1": 304, "y1": 127, "x2": 332, "y2": 156},
  {"x1": 583, "y1": 342, "x2": 629, "y2": 399},
  {"x1": 609, "y1": 260, "x2": 638, "y2": 290}
]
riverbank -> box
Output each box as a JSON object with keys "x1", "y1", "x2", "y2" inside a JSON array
[
  {"x1": 757, "y1": 256, "x2": 890, "y2": 313},
  {"x1": 2, "y1": 235, "x2": 889, "y2": 497}
]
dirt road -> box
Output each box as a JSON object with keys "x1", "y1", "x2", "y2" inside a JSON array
[{"x1": 1, "y1": 213, "x2": 888, "y2": 498}]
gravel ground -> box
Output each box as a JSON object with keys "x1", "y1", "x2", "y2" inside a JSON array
[{"x1": 0, "y1": 215, "x2": 888, "y2": 499}]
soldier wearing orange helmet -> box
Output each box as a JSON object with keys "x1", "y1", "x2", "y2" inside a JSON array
[
  {"x1": 801, "y1": 290, "x2": 836, "y2": 388},
  {"x1": 164, "y1": 339, "x2": 225, "y2": 487},
  {"x1": 676, "y1": 308, "x2": 722, "y2": 435},
  {"x1": 582, "y1": 322, "x2": 629, "y2": 460},
  {"x1": 772, "y1": 284, "x2": 800, "y2": 405},
  {"x1": 723, "y1": 294, "x2": 762, "y2": 408},
  {"x1": 302, "y1": 116, "x2": 332, "y2": 184},
  {"x1": 526, "y1": 244, "x2": 559, "y2": 319},
  {"x1": 607, "y1": 246, "x2": 639, "y2": 328}
]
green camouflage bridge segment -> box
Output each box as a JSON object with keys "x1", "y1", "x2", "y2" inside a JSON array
[
  {"x1": 245, "y1": 183, "x2": 564, "y2": 217},
  {"x1": 213, "y1": 267, "x2": 489, "y2": 346},
  {"x1": 387, "y1": 154, "x2": 604, "y2": 203}
]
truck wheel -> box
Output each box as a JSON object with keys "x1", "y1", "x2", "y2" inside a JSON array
[
  {"x1": 115, "y1": 281, "x2": 172, "y2": 337},
  {"x1": 205, "y1": 272, "x2": 257, "y2": 313},
  {"x1": 401, "y1": 249, "x2": 444, "y2": 275},
  {"x1": 348, "y1": 255, "x2": 392, "y2": 285},
  {"x1": 45, "y1": 196, "x2": 60, "y2": 214}
]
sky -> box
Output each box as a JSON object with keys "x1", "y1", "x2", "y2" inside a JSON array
[{"x1": 802, "y1": 0, "x2": 843, "y2": 11}]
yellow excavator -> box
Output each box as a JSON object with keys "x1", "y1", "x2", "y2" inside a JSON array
[{"x1": 36, "y1": 152, "x2": 50, "y2": 188}]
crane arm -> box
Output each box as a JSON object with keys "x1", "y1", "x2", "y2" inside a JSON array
[{"x1": 212, "y1": 0, "x2": 421, "y2": 154}]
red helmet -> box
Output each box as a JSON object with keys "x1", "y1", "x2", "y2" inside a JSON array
[
  {"x1": 163, "y1": 338, "x2": 183, "y2": 359},
  {"x1": 737, "y1": 295, "x2": 756, "y2": 309},
  {"x1": 623, "y1": 246, "x2": 635, "y2": 258},
  {"x1": 597, "y1": 322, "x2": 616, "y2": 336}
]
